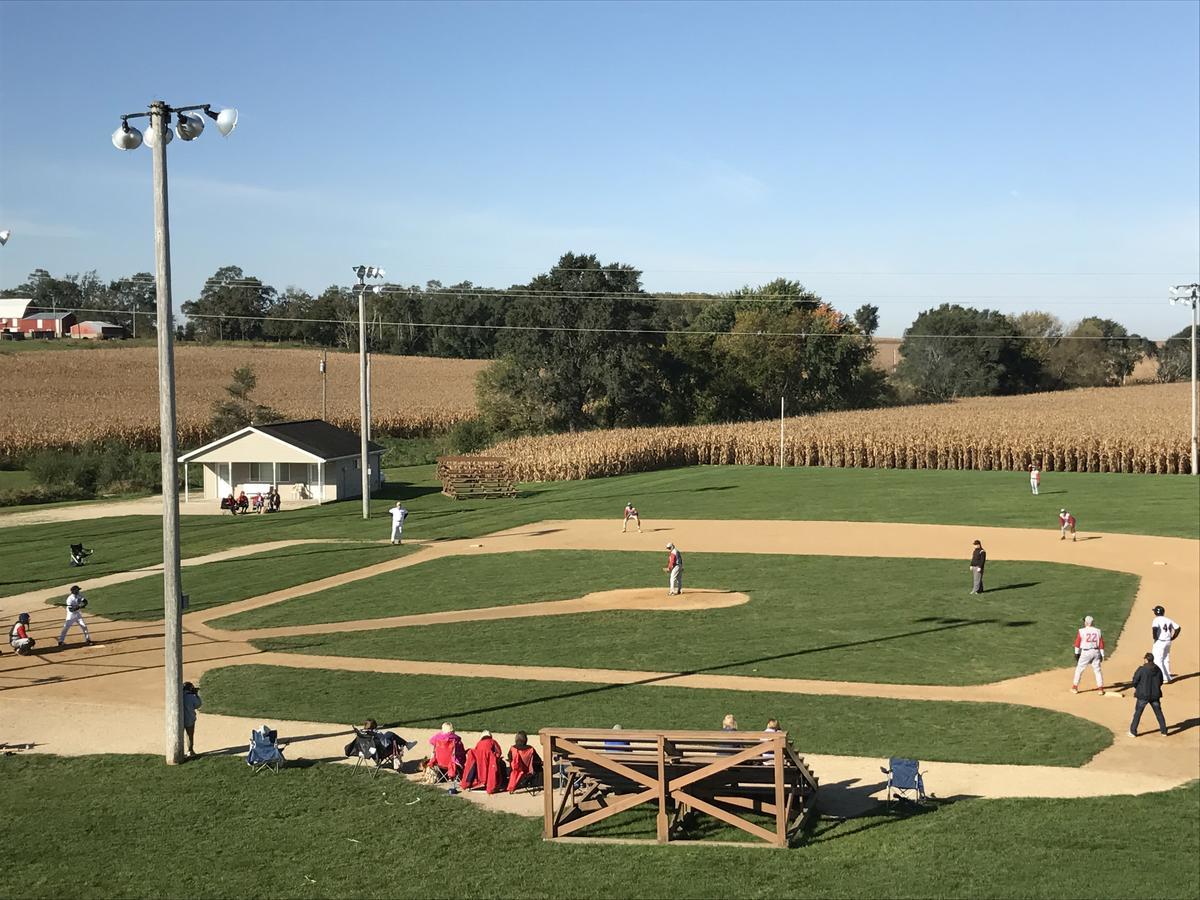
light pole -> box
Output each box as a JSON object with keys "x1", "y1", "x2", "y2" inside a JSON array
[
  {"x1": 353, "y1": 265, "x2": 385, "y2": 519},
  {"x1": 0, "y1": 229, "x2": 11, "y2": 246},
  {"x1": 112, "y1": 99, "x2": 238, "y2": 764},
  {"x1": 1170, "y1": 284, "x2": 1199, "y2": 476}
]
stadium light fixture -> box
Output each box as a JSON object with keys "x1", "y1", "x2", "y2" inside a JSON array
[
  {"x1": 0, "y1": 229, "x2": 10, "y2": 246},
  {"x1": 353, "y1": 264, "x2": 387, "y2": 519},
  {"x1": 1169, "y1": 284, "x2": 1199, "y2": 477}
]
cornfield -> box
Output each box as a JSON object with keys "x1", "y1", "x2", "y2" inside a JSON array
[
  {"x1": 491, "y1": 383, "x2": 1195, "y2": 479},
  {"x1": 0, "y1": 346, "x2": 485, "y2": 458}
]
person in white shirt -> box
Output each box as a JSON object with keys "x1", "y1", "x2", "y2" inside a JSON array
[
  {"x1": 58, "y1": 585, "x2": 92, "y2": 647},
  {"x1": 1150, "y1": 605, "x2": 1181, "y2": 683},
  {"x1": 1072, "y1": 615, "x2": 1105, "y2": 695},
  {"x1": 1029, "y1": 465, "x2": 1040, "y2": 495},
  {"x1": 389, "y1": 502, "x2": 408, "y2": 545}
]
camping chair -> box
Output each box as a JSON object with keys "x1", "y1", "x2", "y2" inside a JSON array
[
  {"x1": 69, "y1": 544, "x2": 93, "y2": 567},
  {"x1": 881, "y1": 757, "x2": 927, "y2": 804},
  {"x1": 350, "y1": 727, "x2": 404, "y2": 777},
  {"x1": 247, "y1": 726, "x2": 286, "y2": 774}
]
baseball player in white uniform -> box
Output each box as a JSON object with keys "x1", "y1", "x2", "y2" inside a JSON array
[
  {"x1": 1029, "y1": 465, "x2": 1040, "y2": 495},
  {"x1": 1072, "y1": 615, "x2": 1104, "y2": 694},
  {"x1": 58, "y1": 585, "x2": 92, "y2": 647},
  {"x1": 1150, "y1": 605, "x2": 1181, "y2": 683},
  {"x1": 622, "y1": 502, "x2": 642, "y2": 534},
  {"x1": 389, "y1": 502, "x2": 408, "y2": 545}
]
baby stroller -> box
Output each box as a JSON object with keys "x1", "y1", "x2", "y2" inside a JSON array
[
  {"x1": 246, "y1": 725, "x2": 286, "y2": 774},
  {"x1": 69, "y1": 544, "x2": 93, "y2": 567}
]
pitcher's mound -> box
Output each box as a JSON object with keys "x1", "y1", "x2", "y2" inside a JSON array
[{"x1": 564, "y1": 587, "x2": 748, "y2": 613}]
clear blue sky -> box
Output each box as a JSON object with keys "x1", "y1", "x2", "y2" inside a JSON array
[{"x1": 1, "y1": 0, "x2": 1197, "y2": 338}]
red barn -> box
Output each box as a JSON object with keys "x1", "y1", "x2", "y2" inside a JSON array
[{"x1": 0, "y1": 300, "x2": 76, "y2": 338}]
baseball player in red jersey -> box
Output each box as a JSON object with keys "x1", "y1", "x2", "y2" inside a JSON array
[
  {"x1": 663, "y1": 543, "x2": 683, "y2": 596},
  {"x1": 1072, "y1": 615, "x2": 1105, "y2": 694},
  {"x1": 1058, "y1": 509, "x2": 1077, "y2": 541}
]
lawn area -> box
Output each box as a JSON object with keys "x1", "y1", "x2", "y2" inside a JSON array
[
  {"x1": 242, "y1": 551, "x2": 1138, "y2": 686},
  {"x1": 201, "y1": 665, "x2": 1111, "y2": 766},
  {"x1": 5, "y1": 755, "x2": 1195, "y2": 899},
  {"x1": 0, "y1": 468, "x2": 33, "y2": 491},
  {"x1": 76, "y1": 542, "x2": 408, "y2": 619},
  {"x1": 1, "y1": 464, "x2": 1193, "y2": 601}
]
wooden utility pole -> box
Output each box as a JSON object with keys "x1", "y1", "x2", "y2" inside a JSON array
[
  {"x1": 358, "y1": 283, "x2": 370, "y2": 519},
  {"x1": 320, "y1": 350, "x2": 327, "y2": 420},
  {"x1": 150, "y1": 101, "x2": 184, "y2": 765}
]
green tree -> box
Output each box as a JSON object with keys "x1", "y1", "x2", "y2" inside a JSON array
[
  {"x1": 896, "y1": 304, "x2": 1040, "y2": 401},
  {"x1": 1157, "y1": 326, "x2": 1193, "y2": 383},
  {"x1": 210, "y1": 366, "x2": 282, "y2": 435},
  {"x1": 853, "y1": 304, "x2": 880, "y2": 337},
  {"x1": 1046, "y1": 317, "x2": 1151, "y2": 388},
  {"x1": 182, "y1": 266, "x2": 276, "y2": 342}
]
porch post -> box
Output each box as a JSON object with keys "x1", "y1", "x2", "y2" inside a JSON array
[
  {"x1": 272, "y1": 461, "x2": 277, "y2": 492},
  {"x1": 184, "y1": 462, "x2": 189, "y2": 504},
  {"x1": 319, "y1": 462, "x2": 325, "y2": 504}
]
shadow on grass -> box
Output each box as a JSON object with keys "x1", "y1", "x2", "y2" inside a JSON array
[{"x1": 984, "y1": 582, "x2": 1041, "y2": 592}]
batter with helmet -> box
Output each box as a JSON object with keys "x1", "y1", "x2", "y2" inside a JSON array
[
  {"x1": 1150, "y1": 605, "x2": 1181, "y2": 684},
  {"x1": 58, "y1": 585, "x2": 92, "y2": 647}
]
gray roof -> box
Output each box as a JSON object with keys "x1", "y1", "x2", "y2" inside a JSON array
[
  {"x1": 27, "y1": 311, "x2": 74, "y2": 320},
  {"x1": 253, "y1": 419, "x2": 385, "y2": 459}
]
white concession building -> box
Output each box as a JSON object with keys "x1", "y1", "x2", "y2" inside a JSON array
[{"x1": 178, "y1": 419, "x2": 385, "y2": 505}]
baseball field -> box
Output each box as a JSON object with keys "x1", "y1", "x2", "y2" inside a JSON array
[{"x1": 1, "y1": 464, "x2": 1197, "y2": 899}]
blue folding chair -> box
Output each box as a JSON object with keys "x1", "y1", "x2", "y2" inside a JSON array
[
  {"x1": 247, "y1": 725, "x2": 286, "y2": 774},
  {"x1": 881, "y1": 757, "x2": 927, "y2": 804}
]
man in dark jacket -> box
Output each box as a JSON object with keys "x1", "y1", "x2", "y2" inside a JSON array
[
  {"x1": 969, "y1": 540, "x2": 986, "y2": 594},
  {"x1": 1129, "y1": 652, "x2": 1169, "y2": 737}
]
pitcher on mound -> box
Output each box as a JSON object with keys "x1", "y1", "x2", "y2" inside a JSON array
[{"x1": 664, "y1": 543, "x2": 683, "y2": 596}]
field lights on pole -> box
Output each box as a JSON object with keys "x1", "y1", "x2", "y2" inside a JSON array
[
  {"x1": 1169, "y1": 284, "x2": 1199, "y2": 477},
  {"x1": 111, "y1": 99, "x2": 238, "y2": 765},
  {"x1": 355, "y1": 265, "x2": 386, "y2": 520}
]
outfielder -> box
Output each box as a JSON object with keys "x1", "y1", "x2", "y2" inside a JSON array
[
  {"x1": 58, "y1": 585, "x2": 92, "y2": 647},
  {"x1": 1150, "y1": 605, "x2": 1181, "y2": 684},
  {"x1": 664, "y1": 543, "x2": 683, "y2": 596},
  {"x1": 1058, "y1": 509, "x2": 1077, "y2": 541},
  {"x1": 389, "y1": 502, "x2": 408, "y2": 545},
  {"x1": 1029, "y1": 464, "x2": 1040, "y2": 495},
  {"x1": 9, "y1": 612, "x2": 35, "y2": 655},
  {"x1": 1072, "y1": 615, "x2": 1105, "y2": 694},
  {"x1": 622, "y1": 502, "x2": 642, "y2": 534}
]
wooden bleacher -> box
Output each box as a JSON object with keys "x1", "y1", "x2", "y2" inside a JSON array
[
  {"x1": 540, "y1": 728, "x2": 819, "y2": 849},
  {"x1": 436, "y1": 455, "x2": 517, "y2": 500}
]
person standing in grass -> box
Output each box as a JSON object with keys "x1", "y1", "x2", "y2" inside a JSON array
[
  {"x1": 182, "y1": 682, "x2": 202, "y2": 757},
  {"x1": 389, "y1": 501, "x2": 408, "y2": 545},
  {"x1": 1128, "y1": 652, "x2": 1169, "y2": 738},
  {"x1": 1029, "y1": 464, "x2": 1040, "y2": 495},
  {"x1": 664, "y1": 543, "x2": 683, "y2": 596},
  {"x1": 969, "y1": 540, "x2": 986, "y2": 594}
]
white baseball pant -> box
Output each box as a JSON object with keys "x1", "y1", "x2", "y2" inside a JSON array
[
  {"x1": 391, "y1": 522, "x2": 403, "y2": 543},
  {"x1": 59, "y1": 610, "x2": 90, "y2": 643},
  {"x1": 1030, "y1": 478, "x2": 1038, "y2": 495},
  {"x1": 668, "y1": 565, "x2": 682, "y2": 595},
  {"x1": 1073, "y1": 649, "x2": 1103, "y2": 688},
  {"x1": 1152, "y1": 640, "x2": 1173, "y2": 682}
]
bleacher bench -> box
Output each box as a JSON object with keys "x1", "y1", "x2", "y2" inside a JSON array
[
  {"x1": 437, "y1": 455, "x2": 517, "y2": 500},
  {"x1": 540, "y1": 728, "x2": 818, "y2": 849}
]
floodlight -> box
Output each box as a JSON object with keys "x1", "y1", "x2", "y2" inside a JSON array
[
  {"x1": 112, "y1": 121, "x2": 144, "y2": 151},
  {"x1": 175, "y1": 112, "x2": 205, "y2": 141},
  {"x1": 204, "y1": 106, "x2": 238, "y2": 136}
]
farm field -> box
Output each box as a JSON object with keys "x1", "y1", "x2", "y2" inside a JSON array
[
  {"x1": 0, "y1": 345, "x2": 486, "y2": 458},
  {"x1": 491, "y1": 382, "x2": 1195, "y2": 479}
]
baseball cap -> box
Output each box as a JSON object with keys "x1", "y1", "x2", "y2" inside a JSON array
[{"x1": 1083, "y1": 615, "x2": 1094, "y2": 626}]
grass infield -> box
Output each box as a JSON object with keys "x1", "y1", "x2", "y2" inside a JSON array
[
  {"x1": 5, "y1": 755, "x2": 1195, "y2": 900},
  {"x1": 201, "y1": 665, "x2": 1113, "y2": 767},
  {"x1": 79, "y1": 542, "x2": 409, "y2": 620},
  {"x1": 241, "y1": 551, "x2": 1139, "y2": 686},
  {"x1": 1, "y1": 464, "x2": 1195, "y2": 599}
]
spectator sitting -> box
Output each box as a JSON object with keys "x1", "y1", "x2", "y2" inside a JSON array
[
  {"x1": 236, "y1": 491, "x2": 249, "y2": 513},
  {"x1": 461, "y1": 730, "x2": 507, "y2": 793},
  {"x1": 604, "y1": 723, "x2": 631, "y2": 752},
  {"x1": 429, "y1": 722, "x2": 467, "y2": 781},
  {"x1": 345, "y1": 718, "x2": 416, "y2": 768},
  {"x1": 252, "y1": 493, "x2": 264, "y2": 513},
  {"x1": 721, "y1": 714, "x2": 738, "y2": 731},
  {"x1": 506, "y1": 731, "x2": 542, "y2": 792},
  {"x1": 762, "y1": 718, "x2": 782, "y2": 765}
]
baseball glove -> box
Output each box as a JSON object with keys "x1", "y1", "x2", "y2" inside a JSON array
[{"x1": 78, "y1": 598, "x2": 88, "y2": 609}]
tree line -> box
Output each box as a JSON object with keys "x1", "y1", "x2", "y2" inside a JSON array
[{"x1": 2, "y1": 257, "x2": 1190, "y2": 440}]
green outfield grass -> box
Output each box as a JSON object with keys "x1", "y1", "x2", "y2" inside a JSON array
[
  {"x1": 76, "y1": 542, "x2": 408, "y2": 619},
  {"x1": 1, "y1": 463, "x2": 1195, "y2": 601},
  {"x1": 242, "y1": 551, "x2": 1138, "y2": 686},
  {"x1": 201, "y1": 665, "x2": 1112, "y2": 766},
  {"x1": 5, "y1": 755, "x2": 1194, "y2": 899}
]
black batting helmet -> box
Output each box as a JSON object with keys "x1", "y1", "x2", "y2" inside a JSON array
[
  {"x1": 1153, "y1": 605, "x2": 1165, "y2": 616},
  {"x1": 18, "y1": 612, "x2": 30, "y2": 624}
]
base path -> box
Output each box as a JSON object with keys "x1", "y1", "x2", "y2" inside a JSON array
[{"x1": 2, "y1": 518, "x2": 1196, "y2": 816}]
